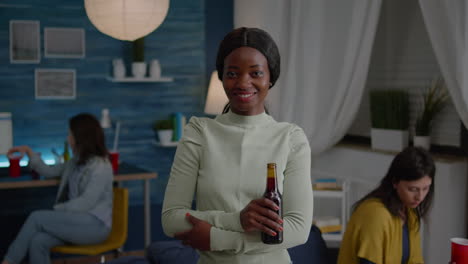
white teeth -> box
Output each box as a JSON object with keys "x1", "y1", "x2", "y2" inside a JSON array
[{"x1": 238, "y1": 94, "x2": 252, "y2": 98}]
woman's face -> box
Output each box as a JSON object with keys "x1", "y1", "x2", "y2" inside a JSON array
[
  {"x1": 222, "y1": 47, "x2": 271, "y2": 116},
  {"x1": 393, "y1": 175, "x2": 432, "y2": 209}
]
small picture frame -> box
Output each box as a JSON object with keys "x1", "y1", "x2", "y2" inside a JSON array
[
  {"x1": 35, "y1": 69, "x2": 76, "y2": 100},
  {"x1": 10, "y1": 20, "x2": 40, "y2": 63},
  {"x1": 44, "y1": 27, "x2": 85, "y2": 58}
]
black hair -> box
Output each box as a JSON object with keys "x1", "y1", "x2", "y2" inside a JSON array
[
  {"x1": 216, "y1": 27, "x2": 280, "y2": 114},
  {"x1": 354, "y1": 146, "x2": 435, "y2": 226},
  {"x1": 69, "y1": 113, "x2": 108, "y2": 165}
]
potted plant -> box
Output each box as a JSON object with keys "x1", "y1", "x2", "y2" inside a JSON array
[
  {"x1": 370, "y1": 89, "x2": 410, "y2": 152},
  {"x1": 132, "y1": 37, "x2": 146, "y2": 78},
  {"x1": 152, "y1": 119, "x2": 174, "y2": 146},
  {"x1": 414, "y1": 77, "x2": 449, "y2": 150}
]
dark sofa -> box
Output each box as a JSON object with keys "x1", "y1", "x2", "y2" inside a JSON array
[{"x1": 104, "y1": 225, "x2": 332, "y2": 264}]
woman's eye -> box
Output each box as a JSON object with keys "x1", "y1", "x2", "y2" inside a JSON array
[
  {"x1": 252, "y1": 71, "x2": 264, "y2": 77},
  {"x1": 226, "y1": 72, "x2": 237, "y2": 78}
]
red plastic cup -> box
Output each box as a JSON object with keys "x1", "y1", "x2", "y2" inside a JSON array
[
  {"x1": 109, "y1": 152, "x2": 119, "y2": 174},
  {"x1": 8, "y1": 155, "x2": 22, "y2": 178},
  {"x1": 451, "y1": 237, "x2": 468, "y2": 264}
]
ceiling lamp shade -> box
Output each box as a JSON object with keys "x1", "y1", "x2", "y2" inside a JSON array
[{"x1": 85, "y1": 0, "x2": 170, "y2": 41}]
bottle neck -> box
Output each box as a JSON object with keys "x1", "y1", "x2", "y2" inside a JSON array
[{"x1": 266, "y1": 167, "x2": 278, "y2": 192}]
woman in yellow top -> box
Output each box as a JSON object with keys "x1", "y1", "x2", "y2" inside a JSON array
[{"x1": 338, "y1": 146, "x2": 434, "y2": 264}]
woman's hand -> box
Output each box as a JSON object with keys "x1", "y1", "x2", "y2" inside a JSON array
[
  {"x1": 240, "y1": 198, "x2": 283, "y2": 236},
  {"x1": 7, "y1": 146, "x2": 32, "y2": 158},
  {"x1": 174, "y1": 213, "x2": 212, "y2": 251}
]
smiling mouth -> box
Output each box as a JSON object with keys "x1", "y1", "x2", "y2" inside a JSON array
[{"x1": 234, "y1": 92, "x2": 256, "y2": 99}]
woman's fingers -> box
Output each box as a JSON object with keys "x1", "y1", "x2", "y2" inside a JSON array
[
  {"x1": 253, "y1": 199, "x2": 283, "y2": 224},
  {"x1": 256, "y1": 198, "x2": 280, "y2": 211},
  {"x1": 241, "y1": 198, "x2": 283, "y2": 233},
  {"x1": 7, "y1": 146, "x2": 29, "y2": 157},
  {"x1": 254, "y1": 214, "x2": 283, "y2": 235}
]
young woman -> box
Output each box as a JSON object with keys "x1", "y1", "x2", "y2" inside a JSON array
[
  {"x1": 161, "y1": 27, "x2": 313, "y2": 263},
  {"x1": 337, "y1": 146, "x2": 435, "y2": 264},
  {"x1": 2, "y1": 113, "x2": 113, "y2": 264}
]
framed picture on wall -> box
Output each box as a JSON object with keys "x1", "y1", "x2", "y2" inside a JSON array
[
  {"x1": 10, "y1": 20, "x2": 40, "y2": 63},
  {"x1": 44, "y1": 28, "x2": 85, "y2": 58},
  {"x1": 35, "y1": 69, "x2": 76, "y2": 99}
]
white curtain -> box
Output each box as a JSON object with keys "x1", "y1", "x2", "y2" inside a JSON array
[
  {"x1": 418, "y1": 0, "x2": 468, "y2": 128},
  {"x1": 234, "y1": 0, "x2": 382, "y2": 155}
]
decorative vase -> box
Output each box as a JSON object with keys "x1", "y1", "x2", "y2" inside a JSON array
[
  {"x1": 149, "y1": 59, "x2": 161, "y2": 79},
  {"x1": 132, "y1": 62, "x2": 147, "y2": 79},
  {"x1": 413, "y1": 135, "x2": 430, "y2": 150},
  {"x1": 113, "y1": 59, "x2": 125, "y2": 79},
  {"x1": 157, "y1": 129, "x2": 173, "y2": 146}
]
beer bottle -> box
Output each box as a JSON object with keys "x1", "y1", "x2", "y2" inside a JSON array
[{"x1": 261, "y1": 163, "x2": 283, "y2": 244}]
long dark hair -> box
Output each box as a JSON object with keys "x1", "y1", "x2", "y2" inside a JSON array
[
  {"x1": 69, "y1": 113, "x2": 108, "y2": 165},
  {"x1": 216, "y1": 27, "x2": 280, "y2": 114},
  {"x1": 354, "y1": 146, "x2": 435, "y2": 225}
]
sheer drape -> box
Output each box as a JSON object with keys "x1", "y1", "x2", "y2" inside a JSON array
[
  {"x1": 419, "y1": 0, "x2": 468, "y2": 128},
  {"x1": 234, "y1": 0, "x2": 382, "y2": 155}
]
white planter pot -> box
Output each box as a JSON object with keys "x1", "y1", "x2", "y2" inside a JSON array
[
  {"x1": 371, "y1": 128, "x2": 409, "y2": 152},
  {"x1": 113, "y1": 59, "x2": 126, "y2": 79},
  {"x1": 157, "y1": 130, "x2": 173, "y2": 145},
  {"x1": 413, "y1": 135, "x2": 430, "y2": 150},
  {"x1": 132, "y1": 62, "x2": 147, "y2": 78}
]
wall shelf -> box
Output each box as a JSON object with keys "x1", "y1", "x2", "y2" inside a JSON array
[
  {"x1": 313, "y1": 179, "x2": 348, "y2": 248},
  {"x1": 107, "y1": 76, "x2": 174, "y2": 83},
  {"x1": 313, "y1": 189, "x2": 344, "y2": 198},
  {"x1": 322, "y1": 233, "x2": 343, "y2": 242},
  {"x1": 152, "y1": 140, "x2": 178, "y2": 147}
]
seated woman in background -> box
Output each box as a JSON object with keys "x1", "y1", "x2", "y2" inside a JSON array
[
  {"x1": 337, "y1": 146, "x2": 435, "y2": 264},
  {"x1": 2, "y1": 113, "x2": 113, "y2": 264}
]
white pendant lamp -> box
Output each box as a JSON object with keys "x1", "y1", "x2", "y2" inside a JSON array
[{"x1": 85, "y1": 0, "x2": 170, "y2": 41}]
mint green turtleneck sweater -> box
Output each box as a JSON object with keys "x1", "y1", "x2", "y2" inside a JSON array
[{"x1": 162, "y1": 111, "x2": 313, "y2": 264}]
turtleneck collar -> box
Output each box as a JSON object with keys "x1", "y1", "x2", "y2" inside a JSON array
[{"x1": 217, "y1": 110, "x2": 272, "y2": 127}]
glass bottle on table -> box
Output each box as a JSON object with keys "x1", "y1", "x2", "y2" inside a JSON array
[
  {"x1": 262, "y1": 163, "x2": 283, "y2": 244},
  {"x1": 63, "y1": 140, "x2": 70, "y2": 162}
]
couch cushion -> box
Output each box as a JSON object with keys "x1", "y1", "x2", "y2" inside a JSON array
[
  {"x1": 288, "y1": 225, "x2": 331, "y2": 264},
  {"x1": 147, "y1": 240, "x2": 199, "y2": 264}
]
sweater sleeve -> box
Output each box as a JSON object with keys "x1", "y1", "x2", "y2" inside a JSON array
[
  {"x1": 53, "y1": 159, "x2": 113, "y2": 212},
  {"x1": 354, "y1": 203, "x2": 391, "y2": 264},
  {"x1": 162, "y1": 117, "x2": 244, "y2": 237},
  {"x1": 209, "y1": 126, "x2": 314, "y2": 254},
  {"x1": 29, "y1": 151, "x2": 66, "y2": 178}
]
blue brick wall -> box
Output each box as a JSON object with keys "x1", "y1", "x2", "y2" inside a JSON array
[
  {"x1": 0, "y1": 0, "x2": 206, "y2": 205},
  {"x1": 0, "y1": 0, "x2": 233, "y2": 253}
]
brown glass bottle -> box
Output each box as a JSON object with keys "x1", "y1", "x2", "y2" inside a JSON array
[{"x1": 261, "y1": 163, "x2": 283, "y2": 244}]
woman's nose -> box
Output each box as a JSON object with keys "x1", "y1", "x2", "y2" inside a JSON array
[
  {"x1": 236, "y1": 74, "x2": 252, "y2": 88},
  {"x1": 415, "y1": 191, "x2": 422, "y2": 201}
]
